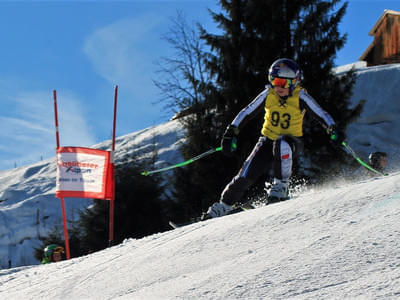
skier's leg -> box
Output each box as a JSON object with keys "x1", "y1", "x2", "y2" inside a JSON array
[
  {"x1": 273, "y1": 136, "x2": 293, "y2": 181},
  {"x1": 269, "y1": 136, "x2": 303, "y2": 202},
  {"x1": 205, "y1": 137, "x2": 273, "y2": 218}
]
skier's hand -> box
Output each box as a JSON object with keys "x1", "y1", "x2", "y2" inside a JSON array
[
  {"x1": 221, "y1": 125, "x2": 239, "y2": 156},
  {"x1": 327, "y1": 125, "x2": 342, "y2": 144}
]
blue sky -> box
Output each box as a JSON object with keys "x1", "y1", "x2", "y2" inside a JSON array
[{"x1": 0, "y1": 0, "x2": 399, "y2": 171}]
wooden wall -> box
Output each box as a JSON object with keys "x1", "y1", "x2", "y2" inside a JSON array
[{"x1": 363, "y1": 13, "x2": 400, "y2": 66}]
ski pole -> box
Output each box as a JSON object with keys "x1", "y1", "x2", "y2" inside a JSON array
[
  {"x1": 141, "y1": 146, "x2": 222, "y2": 176},
  {"x1": 341, "y1": 141, "x2": 388, "y2": 176}
]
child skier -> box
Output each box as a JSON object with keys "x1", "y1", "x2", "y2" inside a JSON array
[
  {"x1": 41, "y1": 244, "x2": 65, "y2": 264},
  {"x1": 203, "y1": 58, "x2": 339, "y2": 219}
]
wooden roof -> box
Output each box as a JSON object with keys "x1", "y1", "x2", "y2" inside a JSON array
[
  {"x1": 360, "y1": 9, "x2": 400, "y2": 61},
  {"x1": 368, "y1": 10, "x2": 400, "y2": 35}
]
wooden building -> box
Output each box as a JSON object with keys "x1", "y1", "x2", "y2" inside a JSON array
[{"x1": 360, "y1": 10, "x2": 400, "y2": 66}]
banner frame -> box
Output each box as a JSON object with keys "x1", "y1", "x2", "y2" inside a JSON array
[{"x1": 53, "y1": 87, "x2": 118, "y2": 259}]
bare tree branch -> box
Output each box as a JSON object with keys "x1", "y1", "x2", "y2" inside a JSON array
[{"x1": 153, "y1": 11, "x2": 214, "y2": 117}]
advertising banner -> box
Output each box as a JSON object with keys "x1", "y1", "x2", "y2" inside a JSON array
[{"x1": 56, "y1": 147, "x2": 112, "y2": 199}]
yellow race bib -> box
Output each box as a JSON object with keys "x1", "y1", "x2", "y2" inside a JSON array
[{"x1": 261, "y1": 86, "x2": 305, "y2": 140}]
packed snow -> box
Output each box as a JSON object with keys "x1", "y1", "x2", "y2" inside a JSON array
[
  {"x1": 0, "y1": 63, "x2": 400, "y2": 299},
  {"x1": 1, "y1": 173, "x2": 400, "y2": 299}
]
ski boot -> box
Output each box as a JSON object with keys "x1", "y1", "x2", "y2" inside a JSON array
[
  {"x1": 267, "y1": 178, "x2": 289, "y2": 204},
  {"x1": 201, "y1": 201, "x2": 233, "y2": 220}
]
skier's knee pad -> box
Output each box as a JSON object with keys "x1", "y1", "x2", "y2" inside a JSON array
[
  {"x1": 273, "y1": 137, "x2": 293, "y2": 180},
  {"x1": 273, "y1": 137, "x2": 293, "y2": 160},
  {"x1": 280, "y1": 135, "x2": 303, "y2": 157}
]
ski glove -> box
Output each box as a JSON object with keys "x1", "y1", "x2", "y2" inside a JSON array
[
  {"x1": 327, "y1": 125, "x2": 341, "y2": 143},
  {"x1": 221, "y1": 125, "x2": 239, "y2": 156}
]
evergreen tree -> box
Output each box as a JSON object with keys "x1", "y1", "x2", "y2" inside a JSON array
[
  {"x1": 291, "y1": 1, "x2": 363, "y2": 178},
  {"x1": 170, "y1": 0, "x2": 362, "y2": 219}
]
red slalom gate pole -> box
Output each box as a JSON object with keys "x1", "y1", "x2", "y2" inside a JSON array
[
  {"x1": 112, "y1": 85, "x2": 118, "y2": 152},
  {"x1": 53, "y1": 90, "x2": 71, "y2": 259},
  {"x1": 53, "y1": 90, "x2": 60, "y2": 148},
  {"x1": 60, "y1": 197, "x2": 71, "y2": 259},
  {"x1": 109, "y1": 85, "x2": 118, "y2": 247}
]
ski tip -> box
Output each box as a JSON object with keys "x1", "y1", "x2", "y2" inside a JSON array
[{"x1": 169, "y1": 221, "x2": 179, "y2": 229}]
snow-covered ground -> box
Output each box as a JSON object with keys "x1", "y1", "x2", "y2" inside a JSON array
[
  {"x1": 0, "y1": 62, "x2": 399, "y2": 277},
  {"x1": 1, "y1": 172, "x2": 399, "y2": 299},
  {"x1": 0, "y1": 119, "x2": 185, "y2": 269}
]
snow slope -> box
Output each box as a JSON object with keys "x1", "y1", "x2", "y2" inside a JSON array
[
  {"x1": 0, "y1": 63, "x2": 399, "y2": 270},
  {"x1": 0, "y1": 172, "x2": 399, "y2": 299},
  {"x1": 0, "y1": 119, "x2": 185, "y2": 268}
]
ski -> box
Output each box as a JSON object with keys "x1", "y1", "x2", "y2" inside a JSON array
[
  {"x1": 168, "y1": 203, "x2": 255, "y2": 229},
  {"x1": 169, "y1": 219, "x2": 201, "y2": 229},
  {"x1": 168, "y1": 194, "x2": 296, "y2": 229}
]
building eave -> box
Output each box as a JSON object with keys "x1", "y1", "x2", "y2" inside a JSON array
[
  {"x1": 359, "y1": 42, "x2": 374, "y2": 61},
  {"x1": 369, "y1": 9, "x2": 400, "y2": 36}
]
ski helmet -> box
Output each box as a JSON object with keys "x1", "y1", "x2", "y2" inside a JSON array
[
  {"x1": 44, "y1": 244, "x2": 64, "y2": 259},
  {"x1": 268, "y1": 58, "x2": 302, "y2": 92},
  {"x1": 368, "y1": 151, "x2": 387, "y2": 168}
]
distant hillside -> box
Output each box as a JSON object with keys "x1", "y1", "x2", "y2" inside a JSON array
[{"x1": 0, "y1": 119, "x2": 184, "y2": 268}]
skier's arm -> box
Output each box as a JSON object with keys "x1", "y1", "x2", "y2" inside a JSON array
[
  {"x1": 299, "y1": 89, "x2": 335, "y2": 130},
  {"x1": 220, "y1": 87, "x2": 268, "y2": 155},
  {"x1": 229, "y1": 87, "x2": 270, "y2": 131}
]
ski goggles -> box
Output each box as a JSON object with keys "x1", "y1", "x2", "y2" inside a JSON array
[{"x1": 270, "y1": 77, "x2": 295, "y2": 89}]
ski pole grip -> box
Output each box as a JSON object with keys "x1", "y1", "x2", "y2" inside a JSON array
[{"x1": 231, "y1": 137, "x2": 238, "y2": 152}]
